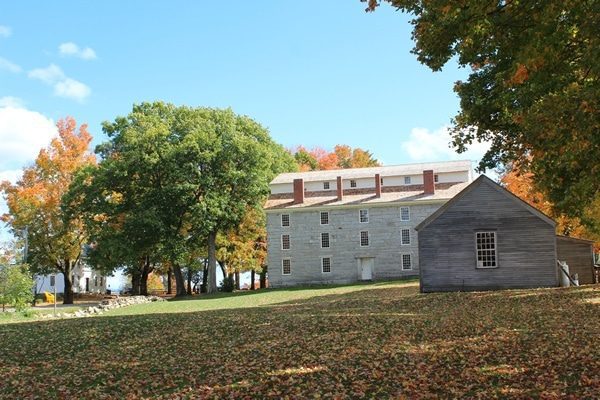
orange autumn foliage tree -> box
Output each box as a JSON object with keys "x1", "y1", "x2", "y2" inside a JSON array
[
  {"x1": 0, "y1": 117, "x2": 96, "y2": 304},
  {"x1": 501, "y1": 163, "x2": 599, "y2": 250},
  {"x1": 293, "y1": 144, "x2": 380, "y2": 171}
]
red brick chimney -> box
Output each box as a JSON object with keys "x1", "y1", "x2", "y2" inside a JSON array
[
  {"x1": 293, "y1": 178, "x2": 304, "y2": 204},
  {"x1": 336, "y1": 176, "x2": 343, "y2": 201},
  {"x1": 375, "y1": 174, "x2": 381, "y2": 197},
  {"x1": 423, "y1": 170, "x2": 435, "y2": 195}
]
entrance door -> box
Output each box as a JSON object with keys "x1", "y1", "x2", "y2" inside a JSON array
[{"x1": 360, "y1": 258, "x2": 374, "y2": 280}]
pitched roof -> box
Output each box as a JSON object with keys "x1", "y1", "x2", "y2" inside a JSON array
[
  {"x1": 415, "y1": 175, "x2": 556, "y2": 231},
  {"x1": 264, "y1": 181, "x2": 471, "y2": 210},
  {"x1": 270, "y1": 160, "x2": 472, "y2": 184},
  {"x1": 556, "y1": 235, "x2": 595, "y2": 244}
]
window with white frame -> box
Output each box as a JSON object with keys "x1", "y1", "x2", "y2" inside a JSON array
[
  {"x1": 321, "y1": 232, "x2": 330, "y2": 248},
  {"x1": 359, "y1": 209, "x2": 369, "y2": 223},
  {"x1": 282, "y1": 259, "x2": 291, "y2": 275},
  {"x1": 350, "y1": 179, "x2": 357, "y2": 188},
  {"x1": 476, "y1": 231, "x2": 497, "y2": 268},
  {"x1": 434, "y1": 174, "x2": 439, "y2": 183},
  {"x1": 322, "y1": 257, "x2": 331, "y2": 273},
  {"x1": 404, "y1": 176, "x2": 411, "y2": 184},
  {"x1": 400, "y1": 206, "x2": 410, "y2": 221},
  {"x1": 323, "y1": 181, "x2": 330, "y2": 190},
  {"x1": 401, "y1": 229, "x2": 410, "y2": 245},
  {"x1": 281, "y1": 214, "x2": 290, "y2": 227},
  {"x1": 320, "y1": 211, "x2": 329, "y2": 225},
  {"x1": 360, "y1": 231, "x2": 369, "y2": 246},
  {"x1": 401, "y1": 254, "x2": 412, "y2": 270},
  {"x1": 380, "y1": 177, "x2": 384, "y2": 185},
  {"x1": 281, "y1": 234, "x2": 290, "y2": 250}
]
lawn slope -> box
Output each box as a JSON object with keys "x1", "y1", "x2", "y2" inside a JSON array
[{"x1": 0, "y1": 281, "x2": 599, "y2": 399}]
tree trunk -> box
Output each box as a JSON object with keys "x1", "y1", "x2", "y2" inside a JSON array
[
  {"x1": 207, "y1": 230, "x2": 218, "y2": 293},
  {"x1": 234, "y1": 271, "x2": 240, "y2": 290},
  {"x1": 201, "y1": 261, "x2": 208, "y2": 293},
  {"x1": 260, "y1": 266, "x2": 267, "y2": 289},
  {"x1": 172, "y1": 263, "x2": 187, "y2": 297},
  {"x1": 250, "y1": 269, "x2": 256, "y2": 290},
  {"x1": 63, "y1": 260, "x2": 75, "y2": 304},
  {"x1": 167, "y1": 267, "x2": 172, "y2": 294},
  {"x1": 218, "y1": 260, "x2": 226, "y2": 280},
  {"x1": 140, "y1": 256, "x2": 151, "y2": 296},
  {"x1": 186, "y1": 268, "x2": 192, "y2": 295},
  {"x1": 131, "y1": 268, "x2": 142, "y2": 295}
]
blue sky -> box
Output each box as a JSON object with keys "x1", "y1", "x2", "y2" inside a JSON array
[{"x1": 0, "y1": 1, "x2": 490, "y2": 166}]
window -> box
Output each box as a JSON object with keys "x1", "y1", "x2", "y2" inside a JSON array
[
  {"x1": 323, "y1": 181, "x2": 330, "y2": 190},
  {"x1": 476, "y1": 231, "x2": 497, "y2": 268},
  {"x1": 321, "y1": 232, "x2": 330, "y2": 248},
  {"x1": 401, "y1": 229, "x2": 410, "y2": 245},
  {"x1": 100, "y1": 276, "x2": 103, "y2": 286},
  {"x1": 95, "y1": 276, "x2": 98, "y2": 286},
  {"x1": 400, "y1": 206, "x2": 410, "y2": 221},
  {"x1": 281, "y1": 214, "x2": 290, "y2": 227},
  {"x1": 380, "y1": 177, "x2": 384, "y2": 185},
  {"x1": 350, "y1": 179, "x2": 357, "y2": 188},
  {"x1": 360, "y1": 231, "x2": 369, "y2": 247},
  {"x1": 320, "y1": 211, "x2": 329, "y2": 225},
  {"x1": 401, "y1": 254, "x2": 412, "y2": 270},
  {"x1": 282, "y1": 259, "x2": 291, "y2": 275},
  {"x1": 404, "y1": 176, "x2": 411, "y2": 184},
  {"x1": 359, "y1": 209, "x2": 369, "y2": 223},
  {"x1": 434, "y1": 174, "x2": 439, "y2": 183},
  {"x1": 322, "y1": 257, "x2": 331, "y2": 273},
  {"x1": 281, "y1": 234, "x2": 290, "y2": 250}
]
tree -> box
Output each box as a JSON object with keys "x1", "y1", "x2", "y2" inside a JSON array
[
  {"x1": 501, "y1": 162, "x2": 599, "y2": 247},
  {"x1": 0, "y1": 264, "x2": 34, "y2": 312},
  {"x1": 365, "y1": 0, "x2": 599, "y2": 231},
  {"x1": 1, "y1": 118, "x2": 95, "y2": 304},
  {"x1": 96, "y1": 103, "x2": 295, "y2": 295},
  {"x1": 292, "y1": 145, "x2": 379, "y2": 171}
]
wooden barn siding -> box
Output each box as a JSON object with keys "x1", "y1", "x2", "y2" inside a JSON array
[
  {"x1": 419, "y1": 182, "x2": 558, "y2": 292},
  {"x1": 556, "y1": 237, "x2": 595, "y2": 284}
]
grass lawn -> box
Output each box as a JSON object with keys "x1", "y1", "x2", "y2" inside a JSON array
[{"x1": 0, "y1": 280, "x2": 599, "y2": 399}]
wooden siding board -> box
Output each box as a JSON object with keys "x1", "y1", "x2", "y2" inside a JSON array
[
  {"x1": 419, "y1": 181, "x2": 558, "y2": 292},
  {"x1": 556, "y1": 237, "x2": 595, "y2": 284}
]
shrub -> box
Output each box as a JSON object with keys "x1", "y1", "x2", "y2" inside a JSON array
[
  {"x1": 220, "y1": 276, "x2": 234, "y2": 292},
  {"x1": 0, "y1": 264, "x2": 34, "y2": 312}
]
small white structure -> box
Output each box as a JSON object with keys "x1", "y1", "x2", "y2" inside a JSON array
[{"x1": 35, "y1": 262, "x2": 107, "y2": 295}]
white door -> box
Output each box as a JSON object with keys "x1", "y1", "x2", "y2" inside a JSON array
[{"x1": 360, "y1": 258, "x2": 374, "y2": 280}]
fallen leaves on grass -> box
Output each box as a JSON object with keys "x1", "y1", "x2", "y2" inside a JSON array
[{"x1": 0, "y1": 282, "x2": 599, "y2": 399}]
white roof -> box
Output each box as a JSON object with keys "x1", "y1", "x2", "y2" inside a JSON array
[{"x1": 270, "y1": 160, "x2": 472, "y2": 184}]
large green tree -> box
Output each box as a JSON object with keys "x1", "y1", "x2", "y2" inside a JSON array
[
  {"x1": 366, "y1": 0, "x2": 599, "y2": 231},
  {"x1": 86, "y1": 103, "x2": 294, "y2": 295}
]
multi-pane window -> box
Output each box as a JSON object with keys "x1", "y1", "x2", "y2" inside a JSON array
[
  {"x1": 281, "y1": 214, "x2": 290, "y2": 227},
  {"x1": 401, "y1": 229, "x2": 410, "y2": 245},
  {"x1": 404, "y1": 176, "x2": 411, "y2": 184},
  {"x1": 476, "y1": 231, "x2": 497, "y2": 268},
  {"x1": 400, "y1": 206, "x2": 410, "y2": 221},
  {"x1": 95, "y1": 276, "x2": 98, "y2": 286},
  {"x1": 322, "y1": 257, "x2": 331, "y2": 273},
  {"x1": 380, "y1": 177, "x2": 384, "y2": 185},
  {"x1": 360, "y1": 231, "x2": 369, "y2": 247},
  {"x1": 321, "y1": 232, "x2": 330, "y2": 248},
  {"x1": 281, "y1": 234, "x2": 290, "y2": 250},
  {"x1": 359, "y1": 209, "x2": 369, "y2": 223},
  {"x1": 401, "y1": 254, "x2": 412, "y2": 270},
  {"x1": 282, "y1": 259, "x2": 291, "y2": 275},
  {"x1": 350, "y1": 180, "x2": 357, "y2": 188},
  {"x1": 434, "y1": 174, "x2": 439, "y2": 183},
  {"x1": 320, "y1": 211, "x2": 329, "y2": 225},
  {"x1": 323, "y1": 181, "x2": 330, "y2": 190}
]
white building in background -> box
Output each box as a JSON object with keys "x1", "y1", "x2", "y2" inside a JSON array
[{"x1": 35, "y1": 262, "x2": 107, "y2": 295}]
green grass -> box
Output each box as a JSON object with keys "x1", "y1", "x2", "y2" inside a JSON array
[{"x1": 0, "y1": 280, "x2": 599, "y2": 399}]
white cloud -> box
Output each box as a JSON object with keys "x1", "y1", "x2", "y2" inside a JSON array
[
  {"x1": 0, "y1": 96, "x2": 24, "y2": 108},
  {"x1": 0, "y1": 25, "x2": 11, "y2": 38},
  {"x1": 59, "y1": 42, "x2": 97, "y2": 60},
  {"x1": 0, "y1": 105, "x2": 57, "y2": 171},
  {"x1": 402, "y1": 126, "x2": 491, "y2": 164},
  {"x1": 0, "y1": 56, "x2": 21, "y2": 73},
  {"x1": 28, "y1": 64, "x2": 91, "y2": 102}
]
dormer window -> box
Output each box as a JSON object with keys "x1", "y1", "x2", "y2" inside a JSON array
[{"x1": 323, "y1": 181, "x2": 330, "y2": 190}]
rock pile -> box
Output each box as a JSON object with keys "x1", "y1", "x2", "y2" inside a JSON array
[{"x1": 39, "y1": 295, "x2": 165, "y2": 320}]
